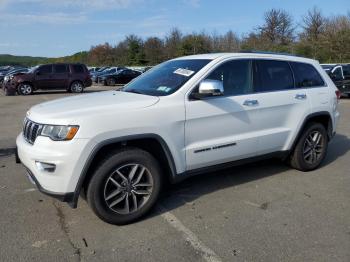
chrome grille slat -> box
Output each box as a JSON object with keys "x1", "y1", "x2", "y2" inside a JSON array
[{"x1": 22, "y1": 118, "x2": 42, "y2": 144}]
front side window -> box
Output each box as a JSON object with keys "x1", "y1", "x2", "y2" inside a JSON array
[
  {"x1": 39, "y1": 65, "x2": 52, "y2": 74},
  {"x1": 291, "y1": 62, "x2": 325, "y2": 87},
  {"x1": 254, "y1": 60, "x2": 294, "y2": 92},
  {"x1": 204, "y1": 60, "x2": 252, "y2": 96},
  {"x1": 122, "y1": 59, "x2": 210, "y2": 96}
]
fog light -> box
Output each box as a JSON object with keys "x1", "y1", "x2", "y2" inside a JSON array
[{"x1": 35, "y1": 161, "x2": 56, "y2": 172}]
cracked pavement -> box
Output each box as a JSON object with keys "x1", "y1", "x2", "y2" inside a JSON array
[{"x1": 0, "y1": 87, "x2": 349, "y2": 261}]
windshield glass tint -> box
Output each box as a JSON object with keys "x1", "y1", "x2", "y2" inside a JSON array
[
  {"x1": 321, "y1": 65, "x2": 334, "y2": 71},
  {"x1": 122, "y1": 59, "x2": 211, "y2": 96},
  {"x1": 28, "y1": 66, "x2": 39, "y2": 73}
]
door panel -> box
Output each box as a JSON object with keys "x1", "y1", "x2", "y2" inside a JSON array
[
  {"x1": 185, "y1": 59, "x2": 260, "y2": 171},
  {"x1": 185, "y1": 95, "x2": 261, "y2": 170},
  {"x1": 35, "y1": 65, "x2": 53, "y2": 89},
  {"x1": 253, "y1": 90, "x2": 310, "y2": 154},
  {"x1": 52, "y1": 64, "x2": 69, "y2": 89}
]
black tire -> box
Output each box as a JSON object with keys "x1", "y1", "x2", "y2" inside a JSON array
[
  {"x1": 17, "y1": 83, "x2": 33, "y2": 96},
  {"x1": 289, "y1": 122, "x2": 328, "y2": 171},
  {"x1": 87, "y1": 147, "x2": 162, "y2": 225},
  {"x1": 70, "y1": 81, "x2": 84, "y2": 93},
  {"x1": 106, "y1": 78, "x2": 116, "y2": 86}
]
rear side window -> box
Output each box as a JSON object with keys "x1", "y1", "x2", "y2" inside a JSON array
[
  {"x1": 39, "y1": 65, "x2": 52, "y2": 74},
  {"x1": 72, "y1": 65, "x2": 84, "y2": 74},
  {"x1": 290, "y1": 62, "x2": 325, "y2": 87},
  {"x1": 54, "y1": 64, "x2": 68, "y2": 73},
  {"x1": 205, "y1": 60, "x2": 252, "y2": 96},
  {"x1": 254, "y1": 60, "x2": 294, "y2": 92}
]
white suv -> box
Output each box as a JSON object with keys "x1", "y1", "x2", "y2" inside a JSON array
[{"x1": 16, "y1": 53, "x2": 340, "y2": 224}]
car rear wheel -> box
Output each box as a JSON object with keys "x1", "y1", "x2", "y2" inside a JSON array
[
  {"x1": 289, "y1": 122, "x2": 328, "y2": 171},
  {"x1": 106, "y1": 78, "x2": 116, "y2": 86},
  {"x1": 87, "y1": 147, "x2": 162, "y2": 225},
  {"x1": 70, "y1": 81, "x2": 84, "y2": 93},
  {"x1": 18, "y1": 83, "x2": 33, "y2": 96}
]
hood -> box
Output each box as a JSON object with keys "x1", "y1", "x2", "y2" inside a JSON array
[
  {"x1": 14, "y1": 72, "x2": 33, "y2": 81},
  {"x1": 28, "y1": 90, "x2": 159, "y2": 124}
]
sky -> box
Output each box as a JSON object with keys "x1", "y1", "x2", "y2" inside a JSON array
[{"x1": 0, "y1": 0, "x2": 349, "y2": 57}]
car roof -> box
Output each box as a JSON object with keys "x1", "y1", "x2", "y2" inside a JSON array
[{"x1": 173, "y1": 52, "x2": 318, "y2": 64}]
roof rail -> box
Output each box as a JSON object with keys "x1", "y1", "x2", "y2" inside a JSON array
[{"x1": 239, "y1": 50, "x2": 298, "y2": 57}]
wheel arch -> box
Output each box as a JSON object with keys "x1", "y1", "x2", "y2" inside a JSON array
[
  {"x1": 70, "y1": 79, "x2": 84, "y2": 88},
  {"x1": 290, "y1": 111, "x2": 333, "y2": 153},
  {"x1": 17, "y1": 81, "x2": 35, "y2": 94},
  {"x1": 71, "y1": 134, "x2": 177, "y2": 208}
]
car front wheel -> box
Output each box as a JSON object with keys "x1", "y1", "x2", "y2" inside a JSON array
[
  {"x1": 17, "y1": 83, "x2": 33, "y2": 95},
  {"x1": 289, "y1": 122, "x2": 328, "y2": 171},
  {"x1": 87, "y1": 148, "x2": 162, "y2": 225}
]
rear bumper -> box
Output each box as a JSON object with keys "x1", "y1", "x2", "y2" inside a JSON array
[{"x1": 84, "y1": 78, "x2": 92, "y2": 87}]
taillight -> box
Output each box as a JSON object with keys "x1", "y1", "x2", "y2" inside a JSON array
[{"x1": 335, "y1": 90, "x2": 341, "y2": 101}]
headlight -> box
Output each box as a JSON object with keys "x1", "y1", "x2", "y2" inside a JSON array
[
  {"x1": 4, "y1": 76, "x2": 8, "y2": 81},
  {"x1": 40, "y1": 125, "x2": 79, "y2": 141}
]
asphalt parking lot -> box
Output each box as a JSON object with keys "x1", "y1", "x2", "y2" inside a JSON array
[{"x1": 0, "y1": 87, "x2": 349, "y2": 262}]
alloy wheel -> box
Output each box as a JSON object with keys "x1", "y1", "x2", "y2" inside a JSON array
[
  {"x1": 104, "y1": 163, "x2": 154, "y2": 215},
  {"x1": 19, "y1": 84, "x2": 32, "y2": 95},
  {"x1": 303, "y1": 130, "x2": 324, "y2": 164},
  {"x1": 71, "y1": 82, "x2": 83, "y2": 93}
]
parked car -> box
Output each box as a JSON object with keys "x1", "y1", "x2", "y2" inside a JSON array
[
  {"x1": 98, "y1": 68, "x2": 141, "y2": 86},
  {"x1": 0, "y1": 66, "x2": 14, "y2": 84},
  {"x1": 321, "y1": 64, "x2": 350, "y2": 97},
  {"x1": 6, "y1": 63, "x2": 92, "y2": 96},
  {"x1": 16, "y1": 53, "x2": 340, "y2": 225},
  {"x1": 94, "y1": 67, "x2": 125, "y2": 83},
  {"x1": 90, "y1": 67, "x2": 111, "y2": 83},
  {"x1": 2, "y1": 68, "x2": 29, "y2": 95},
  {"x1": 88, "y1": 67, "x2": 101, "y2": 74}
]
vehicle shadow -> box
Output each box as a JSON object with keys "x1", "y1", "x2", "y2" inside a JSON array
[
  {"x1": 322, "y1": 133, "x2": 350, "y2": 165},
  {"x1": 145, "y1": 133, "x2": 350, "y2": 220}
]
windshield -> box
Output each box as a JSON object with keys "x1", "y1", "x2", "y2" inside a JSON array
[
  {"x1": 26, "y1": 66, "x2": 39, "y2": 73},
  {"x1": 122, "y1": 59, "x2": 210, "y2": 96}
]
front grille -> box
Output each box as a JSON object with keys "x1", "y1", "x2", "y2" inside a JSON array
[{"x1": 23, "y1": 118, "x2": 42, "y2": 144}]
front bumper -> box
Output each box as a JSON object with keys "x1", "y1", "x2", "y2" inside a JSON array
[
  {"x1": 25, "y1": 166, "x2": 75, "y2": 205},
  {"x1": 2, "y1": 80, "x2": 17, "y2": 95},
  {"x1": 16, "y1": 133, "x2": 96, "y2": 206}
]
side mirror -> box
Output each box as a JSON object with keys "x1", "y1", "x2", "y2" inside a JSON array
[
  {"x1": 193, "y1": 79, "x2": 224, "y2": 99},
  {"x1": 36, "y1": 70, "x2": 41, "y2": 76}
]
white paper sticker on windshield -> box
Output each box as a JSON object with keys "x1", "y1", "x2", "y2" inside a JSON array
[
  {"x1": 157, "y1": 86, "x2": 168, "y2": 91},
  {"x1": 174, "y1": 68, "x2": 195, "y2": 77}
]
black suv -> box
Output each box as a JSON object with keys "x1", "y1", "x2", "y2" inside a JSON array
[
  {"x1": 321, "y1": 64, "x2": 350, "y2": 97},
  {"x1": 98, "y1": 69, "x2": 141, "y2": 86},
  {"x1": 5, "y1": 63, "x2": 92, "y2": 96}
]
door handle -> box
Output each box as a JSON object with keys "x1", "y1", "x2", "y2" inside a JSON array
[
  {"x1": 243, "y1": 99, "x2": 259, "y2": 106},
  {"x1": 295, "y1": 94, "x2": 307, "y2": 100}
]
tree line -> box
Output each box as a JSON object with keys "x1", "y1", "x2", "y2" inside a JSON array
[{"x1": 3, "y1": 7, "x2": 350, "y2": 67}]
